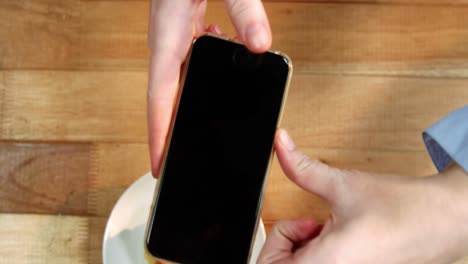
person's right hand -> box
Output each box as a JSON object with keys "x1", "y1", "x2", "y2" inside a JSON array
[
  {"x1": 258, "y1": 129, "x2": 468, "y2": 264},
  {"x1": 148, "y1": 0, "x2": 272, "y2": 177}
]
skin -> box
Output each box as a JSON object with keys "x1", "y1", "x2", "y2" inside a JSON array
[
  {"x1": 258, "y1": 129, "x2": 468, "y2": 264},
  {"x1": 147, "y1": 1, "x2": 468, "y2": 262}
]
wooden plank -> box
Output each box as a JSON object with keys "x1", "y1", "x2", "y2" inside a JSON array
[
  {"x1": 3, "y1": 2, "x2": 468, "y2": 76},
  {"x1": 88, "y1": 216, "x2": 107, "y2": 264},
  {"x1": 0, "y1": 214, "x2": 466, "y2": 264},
  {"x1": 0, "y1": 71, "x2": 147, "y2": 142},
  {"x1": 0, "y1": 142, "x2": 150, "y2": 217},
  {"x1": 76, "y1": 1, "x2": 468, "y2": 76},
  {"x1": 0, "y1": 141, "x2": 441, "y2": 221},
  {"x1": 0, "y1": 0, "x2": 80, "y2": 69},
  {"x1": 88, "y1": 143, "x2": 150, "y2": 216},
  {"x1": 78, "y1": 0, "x2": 148, "y2": 70},
  {"x1": 2, "y1": 71, "x2": 467, "y2": 146},
  {"x1": 281, "y1": 75, "x2": 468, "y2": 152},
  {"x1": 0, "y1": 145, "x2": 466, "y2": 262},
  {"x1": 263, "y1": 3, "x2": 468, "y2": 77},
  {"x1": 0, "y1": 214, "x2": 107, "y2": 264},
  {"x1": 0, "y1": 214, "x2": 92, "y2": 264},
  {"x1": 0, "y1": 143, "x2": 90, "y2": 215}
]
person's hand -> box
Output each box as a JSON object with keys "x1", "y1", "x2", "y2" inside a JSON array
[
  {"x1": 147, "y1": 0, "x2": 272, "y2": 177},
  {"x1": 258, "y1": 129, "x2": 468, "y2": 264}
]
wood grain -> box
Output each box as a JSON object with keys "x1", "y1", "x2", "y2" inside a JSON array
[
  {"x1": 0, "y1": 71, "x2": 147, "y2": 142},
  {"x1": 0, "y1": 214, "x2": 466, "y2": 264},
  {"x1": 0, "y1": 214, "x2": 91, "y2": 264},
  {"x1": 0, "y1": 0, "x2": 80, "y2": 69},
  {"x1": 3, "y1": 1, "x2": 468, "y2": 77},
  {"x1": 0, "y1": 142, "x2": 150, "y2": 217},
  {"x1": 2, "y1": 71, "x2": 467, "y2": 146},
  {"x1": 0, "y1": 214, "x2": 107, "y2": 264},
  {"x1": 281, "y1": 75, "x2": 468, "y2": 152},
  {"x1": 0, "y1": 143, "x2": 90, "y2": 215},
  {"x1": 0, "y1": 141, "x2": 440, "y2": 221},
  {"x1": 88, "y1": 143, "x2": 150, "y2": 216}
]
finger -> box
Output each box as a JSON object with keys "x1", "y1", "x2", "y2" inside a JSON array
[
  {"x1": 206, "y1": 24, "x2": 222, "y2": 35},
  {"x1": 193, "y1": 0, "x2": 208, "y2": 36},
  {"x1": 148, "y1": 0, "x2": 207, "y2": 177},
  {"x1": 274, "y1": 129, "x2": 345, "y2": 202},
  {"x1": 206, "y1": 24, "x2": 229, "y2": 38},
  {"x1": 258, "y1": 219, "x2": 321, "y2": 264},
  {"x1": 224, "y1": 0, "x2": 271, "y2": 53}
]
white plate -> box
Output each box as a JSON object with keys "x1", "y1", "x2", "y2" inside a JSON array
[{"x1": 103, "y1": 172, "x2": 266, "y2": 264}]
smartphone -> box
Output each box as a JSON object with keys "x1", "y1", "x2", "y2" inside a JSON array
[{"x1": 145, "y1": 34, "x2": 292, "y2": 264}]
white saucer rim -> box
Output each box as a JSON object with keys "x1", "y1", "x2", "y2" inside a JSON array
[
  {"x1": 102, "y1": 173, "x2": 153, "y2": 263},
  {"x1": 102, "y1": 172, "x2": 267, "y2": 263}
]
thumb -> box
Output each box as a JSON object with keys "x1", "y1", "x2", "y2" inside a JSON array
[
  {"x1": 224, "y1": 0, "x2": 271, "y2": 53},
  {"x1": 275, "y1": 129, "x2": 346, "y2": 203},
  {"x1": 258, "y1": 219, "x2": 322, "y2": 264}
]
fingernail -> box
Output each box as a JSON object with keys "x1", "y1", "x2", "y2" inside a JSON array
[
  {"x1": 279, "y1": 129, "x2": 295, "y2": 151},
  {"x1": 246, "y1": 23, "x2": 268, "y2": 51}
]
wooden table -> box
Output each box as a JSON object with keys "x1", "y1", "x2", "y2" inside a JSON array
[{"x1": 1, "y1": 0, "x2": 468, "y2": 263}]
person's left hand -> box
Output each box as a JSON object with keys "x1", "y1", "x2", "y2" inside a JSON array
[{"x1": 258, "y1": 129, "x2": 468, "y2": 264}]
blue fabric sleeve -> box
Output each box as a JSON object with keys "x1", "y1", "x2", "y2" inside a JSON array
[{"x1": 423, "y1": 105, "x2": 468, "y2": 173}]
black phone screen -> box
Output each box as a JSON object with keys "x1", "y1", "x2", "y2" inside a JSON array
[{"x1": 146, "y1": 35, "x2": 291, "y2": 264}]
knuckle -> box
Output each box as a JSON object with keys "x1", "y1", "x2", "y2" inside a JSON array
[
  {"x1": 257, "y1": 254, "x2": 280, "y2": 264},
  {"x1": 271, "y1": 220, "x2": 285, "y2": 235},
  {"x1": 295, "y1": 153, "x2": 314, "y2": 175},
  {"x1": 271, "y1": 220, "x2": 293, "y2": 239}
]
